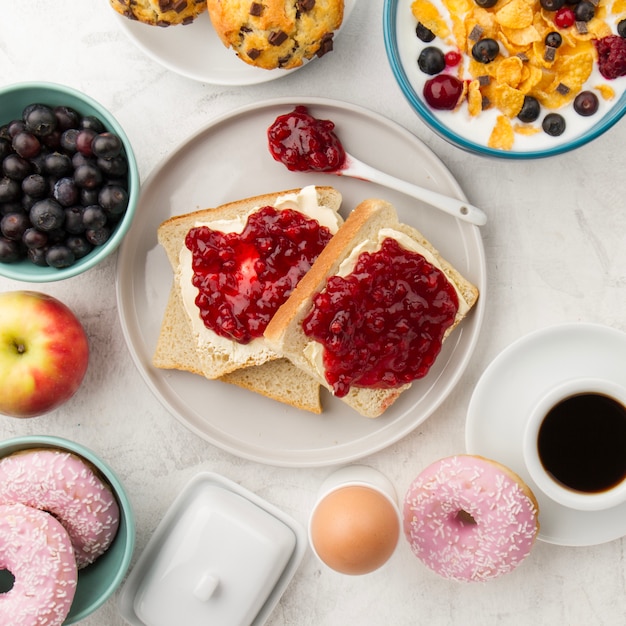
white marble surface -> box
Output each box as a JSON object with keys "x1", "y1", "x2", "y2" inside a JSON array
[{"x1": 2, "y1": 1, "x2": 626, "y2": 625}]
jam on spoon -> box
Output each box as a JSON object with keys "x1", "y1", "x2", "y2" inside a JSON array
[{"x1": 267, "y1": 106, "x2": 487, "y2": 226}]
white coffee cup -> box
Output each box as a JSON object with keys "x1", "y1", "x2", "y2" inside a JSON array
[{"x1": 523, "y1": 377, "x2": 626, "y2": 511}]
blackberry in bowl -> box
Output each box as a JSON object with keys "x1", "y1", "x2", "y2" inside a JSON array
[{"x1": 0, "y1": 82, "x2": 139, "y2": 281}]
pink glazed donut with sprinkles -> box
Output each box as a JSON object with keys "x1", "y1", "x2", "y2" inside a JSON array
[
  {"x1": 0, "y1": 503, "x2": 77, "y2": 626},
  {"x1": 0, "y1": 449, "x2": 120, "y2": 569},
  {"x1": 403, "y1": 455, "x2": 539, "y2": 582}
]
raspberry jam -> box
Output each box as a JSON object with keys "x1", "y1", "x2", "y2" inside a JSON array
[
  {"x1": 267, "y1": 105, "x2": 346, "y2": 172},
  {"x1": 186, "y1": 206, "x2": 333, "y2": 344},
  {"x1": 302, "y1": 238, "x2": 459, "y2": 397}
]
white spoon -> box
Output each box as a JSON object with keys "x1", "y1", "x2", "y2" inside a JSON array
[{"x1": 333, "y1": 153, "x2": 487, "y2": 226}]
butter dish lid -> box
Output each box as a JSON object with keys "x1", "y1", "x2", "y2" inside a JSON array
[{"x1": 118, "y1": 472, "x2": 307, "y2": 626}]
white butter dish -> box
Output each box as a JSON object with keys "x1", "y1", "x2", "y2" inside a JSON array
[{"x1": 118, "y1": 472, "x2": 306, "y2": 626}]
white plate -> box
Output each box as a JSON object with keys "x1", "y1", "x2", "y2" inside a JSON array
[
  {"x1": 466, "y1": 323, "x2": 626, "y2": 547},
  {"x1": 111, "y1": 1, "x2": 356, "y2": 85},
  {"x1": 115, "y1": 96, "x2": 486, "y2": 467}
]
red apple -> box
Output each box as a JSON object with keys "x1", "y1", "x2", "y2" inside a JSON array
[{"x1": 0, "y1": 290, "x2": 89, "y2": 418}]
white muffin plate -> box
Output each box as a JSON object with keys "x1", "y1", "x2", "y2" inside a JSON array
[
  {"x1": 466, "y1": 323, "x2": 626, "y2": 546},
  {"x1": 115, "y1": 96, "x2": 486, "y2": 467},
  {"x1": 110, "y1": 0, "x2": 356, "y2": 85}
]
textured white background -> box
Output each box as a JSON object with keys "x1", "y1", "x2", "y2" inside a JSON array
[{"x1": 2, "y1": 1, "x2": 626, "y2": 624}]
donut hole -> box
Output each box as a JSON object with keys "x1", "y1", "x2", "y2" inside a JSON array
[
  {"x1": 455, "y1": 509, "x2": 477, "y2": 526},
  {"x1": 0, "y1": 569, "x2": 15, "y2": 593}
]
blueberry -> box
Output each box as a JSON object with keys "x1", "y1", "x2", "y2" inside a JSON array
[
  {"x1": 573, "y1": 91, "x2": 599, "y2": 116},
  {"x1": 60, "y1": 128, "x2": 80, "y2": 153},
  {"x1": 540, "y1": 0, "x2": 565, "y2": 10},
  {"x1": 574, "y1": 0, "x2": 595, "y2": 21},
  {"x1": 2, "y1": 154, "x2": 32, "y2": 181},
  {"x1": 415, "y1": 22, "x2": 435, "y2": 43},
  {"x1": 53, "y1": 106, "x2": 80, "y2": 131},
  {"x1": 22, "y1": 174, "x2": 47, "y2": 198},
  {"x1": 27, "y1": 246, "x2": 49, "y2": 266},
  {"x1": 542, "y1": 113, "x2": 566, "y2": 136},
  {"x1": 474, "y1": 0, "x2": 497, "y2": 7},
  {"x1": 97, "y1": 155, "x2": 127, "y2": 178},
  {"x1": 517, "y1": 96, "x2": 541, "y2": 123},
  {"x1": 64, "y1": 206, "x2": 85, "y2": 234},
  {"x1": 0, "y1": 236, "x2": 21, "y2": 263},
  {"x1": 43, "y1": 152, "x2": 72, "y2": 178},
  {"x1": 45, "y1": 244, "x2": 75, "y2": 268},
  {"x1": 73, "y1": 163, "x2": 103, "y2": 190},
  {"x1": 619, "y1": 19, "x2": 626, "y2": 38},
  {"x1": 53, "y1": 177, "x2": 79, "y2": 207},
  {"x1": 23, "y1": 104, "x2": 57, "y2": 137},
  {"x1": 545, "y1": 31, "x2": 562, "y2": 48},
  {"x1": 98, "y1": 184, "x2": 128, "y2": 217},
  {"x1": 80, "y1": 115, "x2": 105, "y2": 133},
  {"x1": 1, "y1": 212, "x2": 30, "y2": 241},
  {"x1": 85, "y1": 225, "x2": 112, "y2": 246},
  {"x1": 92, "y1": 132, "x2": 122, "y2": 159},
  {"x1": 471, "y1": 38, "x2": 500, "y2": 63},
  {"x1": 12, "y1": 131, "x2": 41, "y2": 160},
  {"x1": 22, "y1": 227, "x2": 48, "y2": 249},
  {"x1": 0, "y1": 177, "x2": 20, "y2": 203},
  {"x1": 82, "y1": 205, "x2": 107, "y2": 229},
  {"x1": 66, "y1": 235, "x2": 92, "y2": 259},
  {"x1": 30, "y1": 198, "x2": 65, "y2": 231},
  {"x1": 417, "y1": 46, "x2": 446, "y2": 75}
]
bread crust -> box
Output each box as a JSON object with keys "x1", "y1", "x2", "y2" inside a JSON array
[
  {"x1": 153, "y1": 186, "x2": 342, "y2": 413},
  {"x1": 264, "y1": 198, "x2": 480, "y2": 418}
]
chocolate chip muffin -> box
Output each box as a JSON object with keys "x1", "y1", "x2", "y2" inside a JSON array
[
  {"x1": 109, "y1": 0, "x2": 207, "y2": 27},
  {"x1": 207, "y1": 0, "x2": 344, "y2": 70}
]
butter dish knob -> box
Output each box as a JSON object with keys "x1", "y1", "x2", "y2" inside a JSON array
[{"x1": 193, "y1": 572, "x2": 220, "y2": 601}]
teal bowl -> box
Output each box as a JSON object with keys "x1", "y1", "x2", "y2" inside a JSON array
[
  {"x1": 0, "y1": 435, "x2": 135, "y2": 623},
  {"x1": 0, "y1": 82, "x2": 140, "y2": 281}
]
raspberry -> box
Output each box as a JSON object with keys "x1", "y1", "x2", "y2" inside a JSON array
[{"x1": 595, "y1": 35, "x2": 626, "y2": 80}]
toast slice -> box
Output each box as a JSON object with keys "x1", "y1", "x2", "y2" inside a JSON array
[
  {"x1": 152, "y1": 186, "x2": 343, "y2": 414},
  {"x1": 264, "y1": 198, "x2": 480, "y2": 418}
]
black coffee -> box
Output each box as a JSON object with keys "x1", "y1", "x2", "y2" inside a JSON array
[{"x1": 537, "y1": 392, "x2": 626, "y2": 493}]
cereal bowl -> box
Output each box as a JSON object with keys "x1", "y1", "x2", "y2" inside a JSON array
[
  {"x1": 0, "y1": 435, "x2": 135, "y2": 624},
  {"x1": 0, "y1": 82, "x2": 139, "y2": 281},
  {"x1": 383, "y1": 0, "x2": 626, "y2": 158}
]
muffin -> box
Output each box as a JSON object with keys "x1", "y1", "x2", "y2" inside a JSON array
[
  {"x1": 207, "y1": 0, "x2": 344, "y2": 69},
  {"x1": 109, "y1": 0, "x2": 207, "y2": 27}
]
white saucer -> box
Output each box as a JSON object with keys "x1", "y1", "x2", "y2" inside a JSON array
[{"x1": 466, "y1": 322, "x2": 626, "y2": 547}]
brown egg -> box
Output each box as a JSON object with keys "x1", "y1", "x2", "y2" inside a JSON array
[{"x1": 309, "y1": 485, "x2": 400, "y2": 575}]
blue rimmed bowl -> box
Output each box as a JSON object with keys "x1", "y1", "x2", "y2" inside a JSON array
[
  {"x1": 0, "y1": 81, "x2": 139, "y2": 280},
  {"x1": 0, "y1": 435, "x2": 135, "y2": 623},
  {"x1": 383, "y1": 0, "x2": 626, "y2": 159}
]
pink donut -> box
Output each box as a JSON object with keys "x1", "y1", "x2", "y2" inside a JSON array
[
  {"x1": 0, "y1": 503, "x2": 77, "y2": 626},
  {"x1": 0, "y1": 449, "x2": 120, "y2": 569},
  {"x1": 403, "y1": 455, "x2": 539, "y2": 582}
]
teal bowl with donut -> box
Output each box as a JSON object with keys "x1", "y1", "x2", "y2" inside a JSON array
[{"x1": 0, "y1": 435, "x2": 135, "y2": 624}]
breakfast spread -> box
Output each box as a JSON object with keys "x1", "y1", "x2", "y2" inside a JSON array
[
  {"x1": 264, "y1": 198, "x2": 479, "y2": 417},
  {"x1": 153, "y1": 186, "x2": 343, "y2": 412},
  {"x1": 109, "y1": 0, "x2": 208, "y2": 26},
  {"x1": 0, "y1": 502, "x2": 78, "y2": 626},
  {"x1": 207, "y1": 0, "x2": 345, "y2": 69},
  {"x1": 405, "y1": 0, "x2": 626, "y2": 150},
  {"x1": 403, "y1": 455, "x2": 540, "y2": 582},
  {"x1": 0, "y1": 449, "x2": 121, "y2": 569},
  {"x1": 0, "y1": 103, "x2": 130, "y2": 268}
]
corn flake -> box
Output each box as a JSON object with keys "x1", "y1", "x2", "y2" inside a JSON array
[
  {"x1": 488, "y1": 115, "x2": 516, "y2": 149},
  {"x1": 411, "y1": 0, "x2": 450, "y2": 39}
]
